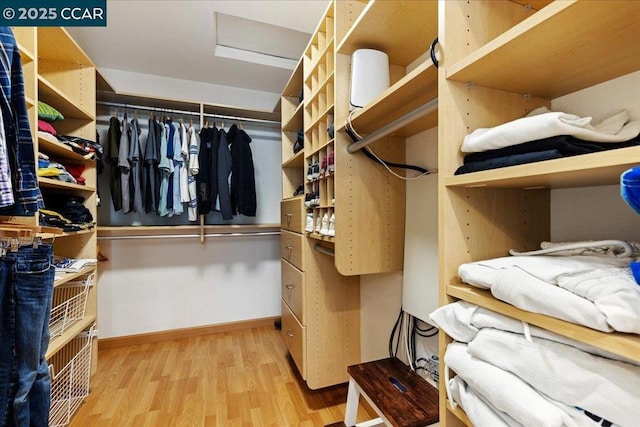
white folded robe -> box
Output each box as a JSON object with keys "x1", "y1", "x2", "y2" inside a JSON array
[
  {"x1": 461, "y1": 110, "x2": 640, "y2": 153},
  {"x1": 448, "y1": 376, "x2": 520, "y2": 427},
  {"x1": 467, "y1": 329, "x2": 640, "y2": 427},
  {"x1": 430, "y1": 301, "x2": 639, "y2": 365},
  {"x1": 445, "y1": 342, "x2": 598, "y2": 427},
  {"x1": 458, "y1": 255, "x2": 640, "y2": 333}
]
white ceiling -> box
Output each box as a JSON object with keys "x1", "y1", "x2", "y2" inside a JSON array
[{"x1": 67, "y1": 0, "x2": 329, "y2": 108}]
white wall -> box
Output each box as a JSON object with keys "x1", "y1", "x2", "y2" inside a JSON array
[{"x1": 96, "y1": 106, "x2": 283, "y2": 338}]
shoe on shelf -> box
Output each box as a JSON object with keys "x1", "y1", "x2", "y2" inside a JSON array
[
  {"x1": 313, "y1": 192, "x2": 320, "y2": 207},
  {"x1": 293, "y1": 184, "x2": 304, "y2": 197},
  {"x1": 305, "y1": 213, "x2": 314, "y2": 233},
  {"x1": 327, "y1": 152, "x2": 335, "y2": 173},
  {"x1": 312, "y1": 162, "x2": 320, "y2": 180},
  {"x1": 319, "y1": 213, "x2": 329, "y2": 236},
  {"x1": 304, "y1": 193, "x2": 313, "y2": 208},
  {"x1": 328, "y1": 213, "x2": 335, "y2": 237},
  {"x1": 320, "y1": 156, "x2": 327, "y2": 177},
  {"x1": 306, "y1": 164, "x2": 313, "y2": 181},
  {"x1": 315, "y1": 214, "x2": 322, "y2": 234}
]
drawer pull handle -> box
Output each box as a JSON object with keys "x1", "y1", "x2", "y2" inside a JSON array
[
  {"x1": 286, "y1": 329, "x2": 294, "y2": 337},
  {"x1": 285, "y1": 245, "x2": 294, "y2": 258},
  {"x1": 285, "y1": 213, "x2": 292, "y2": 227},
  {"x1": 285, "y1": 284, "x2": 294, "y2": 290}
]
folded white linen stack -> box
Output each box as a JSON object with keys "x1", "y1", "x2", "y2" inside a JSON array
[
  {"x1": 432, "y1": 302, "x2": 638, "y2": 426},
  {"x1": 462, "y1": 107, "x2": 640, "y2": 153},
  {"x1": 458, "y1": 254, "x2": 640, "y2": 333}
]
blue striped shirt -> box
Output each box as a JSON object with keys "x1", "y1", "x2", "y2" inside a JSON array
[{"x1": 0, "y1": 27, "x2": 43, "y2": 216}]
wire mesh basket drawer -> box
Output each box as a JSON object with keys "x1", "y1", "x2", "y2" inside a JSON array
[
  {"x1": 48, "y1": 326, "x2": 96, "y2": 427},
  {"x1": 49, "y1": 274, "x2": 94, "y2": 339}
]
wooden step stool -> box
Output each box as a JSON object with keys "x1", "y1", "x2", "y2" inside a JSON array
[{"x1": 343, "y1": 357, "x2": 439, "y2": 427}]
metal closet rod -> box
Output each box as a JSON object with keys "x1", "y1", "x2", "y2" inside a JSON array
[
  {"x1": 98, "y1": 231, "x2": 281, "y2": 241},
  {"x1": 313, "y1": 244, "x2": 335, "y2": 257},
  {"x1": 346, "y1": 97, "x2": 439, "y2": 154},
  {"x1": 96, "y1": 101, "x2": 281, "y2": 125}
]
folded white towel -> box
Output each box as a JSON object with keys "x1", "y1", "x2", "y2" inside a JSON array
[
  {"x1": 449, "y1": 376, "x2": 519, "y2": 427},
  {"x1": 445, "y1": 342, "x2": 594, "y2": 427},
  {"x1": 462, "y1": 107, "x2": 640, "y2": 153},
  {"x1": 458, "y1": 255, "x2": 640, "y2": 333},
  {"x1": 467, "y1": 329, "x2": 640, "y2": 427}
]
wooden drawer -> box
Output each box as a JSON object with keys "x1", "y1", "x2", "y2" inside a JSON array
[
  {"x1": 281, "y1": 230, "x2": 305, "y2": 271},
  {"x1": 281, "y1": 260, "x2": 305, "y2": 325},
  {"x1": 280, "y1": 198, "x2": 305, "y2": 233},
  {"x1": 281, "y1": 300, "x2": 305, "y2": 379}
]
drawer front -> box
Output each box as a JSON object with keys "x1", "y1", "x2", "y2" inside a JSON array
[
  {"x1": 281, "y1": 300, "x2": 305, "y2": 379},
  {"x1": 281, "y1": 260, "x2": 305, "y2": 325},
  {"x1": 280, "y1": 230, "x2": 305, "y2": 271},
  {"x1": 280, "y1": 198, "x2": 305, "y2": 233}
]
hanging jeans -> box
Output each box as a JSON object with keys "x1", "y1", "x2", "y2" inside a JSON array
[{"x1": 0, "y1": 243, "x2": 54, "y2": 427}]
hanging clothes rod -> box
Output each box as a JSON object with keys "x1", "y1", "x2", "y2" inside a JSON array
[
  {"x1": 313, "y1": 244, "x2": 335, "y2": 257},
  {"x1": 96, "y1": 101, "x2": 281, "y2": 125},
  {"x1": 98, "y1": 231, "x2": 281, "y2": 241},
  {"x1": 346, "y1": 97, "x2": 439, "y2": 154}
]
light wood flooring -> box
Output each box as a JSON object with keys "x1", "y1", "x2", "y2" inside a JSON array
[{"x1": 70, "y1": 326, "x2": 375, "y2": 426}]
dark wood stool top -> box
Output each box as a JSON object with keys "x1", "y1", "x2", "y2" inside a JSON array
[{"x1": 347, "y1": 357, "x2": 439, "y2": 427}]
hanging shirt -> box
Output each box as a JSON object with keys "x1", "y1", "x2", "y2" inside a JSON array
[
  {"x1": 197, "y1": 127, "x2": 213, "y2": 215},
  {"x1": 180, "y1": 122, "x2": 190, "y2": 204},
  {"x1": 0, "y1": 111, "x2": 14, "y2": 207},
  {"x1": 105, "y1": 116, "x2": 122, "y2": 211},
  {"x1": 0, "y1": 27, "x2": 43, "y2": 216},
  {"x1": 186, "y1": 126, "x2": 199, "y2": 221},
  {"x1": 228, "y1": 124, "x2": 257, "y2": 217},
  {"x1": 157, "y1": 123, "x2": 172, "y2": 216},
  {"x1": 171, "y1": 121, "x2": 183, "y2": 216},
  {"x1": 217, "y1": 130, "x2": 233, "y2": 220},
  {"x1": 118, "y1": 113, "x2": 131, "y2": 213},
  {"x1": 129, "y1": 117, "x2": 143, "y2": 213},
  {"x1": 142, "y1": 117, "x2": 158, "y2": 213}
]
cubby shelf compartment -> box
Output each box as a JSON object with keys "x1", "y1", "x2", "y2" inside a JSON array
[
  {"x1": 448, "y1": 284, "x2": 640, "y2": 362},
  {"x1": 447, "y1": 0, "x2": 640, "y2": 99},
  {"x1": 54, "y1": 266, "x2": 97, "y2": 288},
  {"x1": 17, "y1": 42, "x2": 35, "y2": 64},
  {"x1": 307, "y1": 138, "x2": 335, "y2": 158},
  {"x1": 305, "y1": 72, "x2": 335, "y2": 108},
  {"x1": 283, "y1": 150, "x2": 305, "y2": 169},
  {"x1": 282, "y1": 58, "x2": 304, "y2": 98},
  {"x1": 38, "y1": 136, "x2": 90, "y2": 161},
  {"x1": 282, "y1": 102, "x2": 304, "y2": 133},
  {"x1": 338, "y1": 60, "x2": 437, "y2": 137},
  {"x1": 45, "y1": 315, "x2": 96, "y2": 360},
  {"x1": 39, "y1": 177, "x2": 96, "y2": 193},
  {"x1": 38, "y1": 76, "x2": 94, "y2": 121},
  {"x1": 304, "y1": 38, "x2": 335, "y2": 83},
  {"x1": 305, "y1": 105, "x2": 334, "y2": 133},
  {"x1": 37, "y1": 27, "x2": 93, "y2": 66},
  {"x1": 337, "y1": 0, "x2": 438, "y2": 66},
  {"x1": 445, "y1": 146, "x2": 640, "y2": 190}
]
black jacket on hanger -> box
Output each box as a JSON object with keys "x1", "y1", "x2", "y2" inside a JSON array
[{"x1": 228, "y1": 124, "x2": 256, "y2": 217}]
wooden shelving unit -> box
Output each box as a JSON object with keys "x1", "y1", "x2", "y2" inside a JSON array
[
  {"x1": 15, "y1": 26, "x2": 98, "y2": 424},
  {"x1": 437, "y1": 1, "x2": 640, "y2": 425}
]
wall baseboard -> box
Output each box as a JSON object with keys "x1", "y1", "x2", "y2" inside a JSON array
[{"x1": 98, "y1": 316, "x2": 281, "y2": 350}]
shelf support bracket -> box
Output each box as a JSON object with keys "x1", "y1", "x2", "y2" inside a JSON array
[{"x1": 346, "y1": 97, "x2": 439, "y2": 154}]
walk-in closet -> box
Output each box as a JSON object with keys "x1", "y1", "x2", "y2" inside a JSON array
[{"x1": 1, "y1": 1, "x2": 638, "y2": 426}]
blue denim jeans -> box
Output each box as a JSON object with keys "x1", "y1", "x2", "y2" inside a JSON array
[{"x1": 0, "y1": 243, "x2": 54, "y2": 427}]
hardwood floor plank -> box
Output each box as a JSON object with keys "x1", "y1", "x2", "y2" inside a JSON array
[{"x1": 70, "y1": 326, "x2": 375, "y2": 426}]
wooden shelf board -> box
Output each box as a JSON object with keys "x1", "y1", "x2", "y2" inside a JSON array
[
  {"x1": 97, "y1": 224, "x2": 280, "y2": 238},
  {"x1": 307, "y1": 138, "x2": 335, "y2": 158},
  {"x1": 445, "y1": 146, "x2": 640, "y2": 190},
  {"x1": 39, "y1": 177, "x2": 96, "y2": 192},
  {"x1": 283, "y1": 150, "x2": 305, "y2": 169},
  {"x1": 46, "y1": 315, "x2": 96, "y2": 360},
  {"x1": 25, "y1": 96, "x2": 35, "y2": 108},
  {"x1": 304, "y1": 38, "x2": 335, "y2": 83},
  {"x1": 38, "y1": 27, "x2": 94, "y2": 67},
  {"x1": 58, "y1": 229, "x2": 95, "y2": 238},
  {"x1": 447, "y1": 401, "x2": 473, "y2": 427},
  {"x1": 308, "y1": 232, "x2": 334, "y2": 242},
  {"x1": 54, "y1": 266, "x2": 96, "y2": 288},
  {"x1": 339, "y1": 60, "x2": 438, "y2": 137},
  {"x1": 38, "y1": 75, "x2": 95, "y2": 121},
  {"x1": 282, "y1": 57, "x2": 304, "y2": 97},
  {"x1": 447, "y1": 0, "x2": 640, "y2": 98},
  {"x1": 17, "y1": 42, "x2": 35, "y2": 64},
  {"x1": 38, "y1": 136, "x2": 91, "y2": 161},
  {"x1": 305, "y1": 72, "x2": 335, "y2": 109},
  {"x1": 447, "y1": 284, "x2": 640, "y2": 362},
  {"x1": 282, "y1": 102, "x2": 304, "y2": 133},
  {"x1": 305, "y1": 104, "x2": 335, "y2": 133},
  {"x1": 337, "y1": 0, "x2": 438, "y2": 67}
]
